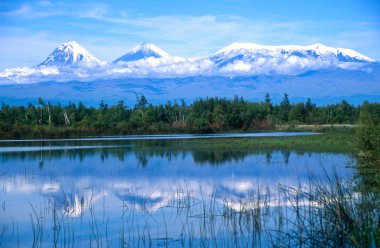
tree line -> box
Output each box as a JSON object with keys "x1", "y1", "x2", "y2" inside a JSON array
[{"x1": 0, "y1": 94, "x2": 376, "y2": 138}]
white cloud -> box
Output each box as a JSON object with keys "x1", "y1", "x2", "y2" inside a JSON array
[
  {"x1": 1, "y1": 4, "x2": 32, "y2": 17},
  {"x1": 0, "y1": 66, "x2": 59, "y2": 83},
  {"x1": 38, "y1": 1, "x2": 52, "y2": 7},
  {"x1": 0, "y1": 55, "x2": 372, "y2": 85}
]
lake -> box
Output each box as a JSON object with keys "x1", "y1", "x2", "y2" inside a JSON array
[{"x1": 0, "y1": 133, "x2": 354, "y2": 247}]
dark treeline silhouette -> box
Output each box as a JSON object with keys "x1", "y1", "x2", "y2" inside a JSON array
[{"x1": 0, "y1": 94, "x2": 374, "y2": 138}]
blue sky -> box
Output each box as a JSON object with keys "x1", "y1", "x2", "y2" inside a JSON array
[{"x1": 0, "y1": 0, "x2": 379, "y2": 69}]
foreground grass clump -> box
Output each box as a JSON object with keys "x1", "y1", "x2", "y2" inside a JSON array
[{"x1": 275, "y1": 173, "x2": 380, "y2": 248}]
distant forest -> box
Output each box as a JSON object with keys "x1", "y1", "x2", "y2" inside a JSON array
[{"x1": 0, "y1": 94, "x2": 378, "y2": 138}]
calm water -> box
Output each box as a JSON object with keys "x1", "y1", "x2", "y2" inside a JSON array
[{"x1": 0, "y1": 133, "x2": 353, "y2": 247}]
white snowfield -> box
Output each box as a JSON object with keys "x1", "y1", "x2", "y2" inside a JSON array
[
  {"x1": 39, "y1": 41, "x2": 103, "y2": 66},
  {"x1": 212, "y1": 42, "x2": 374, "y2": 63},
  {"x1": 129, "y1": 42, "x2": 169, "y2": 56},
  {"x1": 0, "y1": 41, "x2": 376, "y2": 83},
  {"x1": 114, "y1": 42, "x2": 170, "y2": 63}
]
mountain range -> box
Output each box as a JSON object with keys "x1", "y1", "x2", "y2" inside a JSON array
[
  {"x1": 0, "y1": 41, "x2": 377, "y2": 84},
  {"x1": 210, "y1": 42, "x2": 374, "y2": 67},
  {"x1": 36, "y1": 41, "x2": 375, "y2": 68},
  {"x1": 0, "y1": 41, "x2": 378, "y2": 105}
]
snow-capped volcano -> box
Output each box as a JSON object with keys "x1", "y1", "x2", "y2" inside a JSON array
[
  {"x1": 210, "y1": 42, "x2": 375, "y2": 68},
  {"x1": 0, "y1": 41, "x2": 377, "y2": 84},
  {"x1": 113, "y1": 42, "x2": 170, "y2": 63},
  {"x1": 39, "y1": 41, "x2": 101, "y2": 67}
]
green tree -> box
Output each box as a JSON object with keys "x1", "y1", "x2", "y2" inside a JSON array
[
  {"x1": 289, "y1": 103, "x2": 306, "y2": 124},
  {"x1": 278, "y1": 93, "x2": 291, "y2": 123},
  {"x1": 264, "y1": 93, "x2": 273, "y2": 117}
]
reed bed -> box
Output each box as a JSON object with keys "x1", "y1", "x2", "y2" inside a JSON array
[{"x1": 1, "y1": 171, "x2": 379, "y2": 248}]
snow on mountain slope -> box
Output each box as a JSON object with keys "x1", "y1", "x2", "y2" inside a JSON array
[
  {"x1": 210, "y1": 43, "x2": 374, "y2": 71},
  {"x1": 113, "y1": 42, "x2": 170, "y2": 63},
  {"x1": 39, "y1": 41, "x2": 102, "y2": 66},
  {"x1": 0, "y1": 41, "x2": 376, "y2": 84}
]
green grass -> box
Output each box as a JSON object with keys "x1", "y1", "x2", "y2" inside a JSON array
[{"x1": 141, "y1": 128, "x2": 355, "y2": 153}]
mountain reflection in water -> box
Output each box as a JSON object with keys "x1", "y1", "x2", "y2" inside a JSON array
[{"x1": 0, "y1": 134, "x2": 353, "y2": 247}]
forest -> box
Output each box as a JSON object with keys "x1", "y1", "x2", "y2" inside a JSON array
[{"x1": 0, "y1": 94, "x2": 377, "y2": 138}]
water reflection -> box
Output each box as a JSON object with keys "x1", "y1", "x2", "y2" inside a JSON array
[
  {"x1": 0, "y1": 135, "x2": 353, "y2": 247},
  {"x1": 0, "y1": 139, "x2": 321, "y2": 166},
  {"x1": 0, "y1": 139, "x2": 352, "y2": 214}
]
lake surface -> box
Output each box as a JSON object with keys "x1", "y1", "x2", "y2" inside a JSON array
[{"x1": 0, "y1": 132, "x2": 354, "y2": 247}]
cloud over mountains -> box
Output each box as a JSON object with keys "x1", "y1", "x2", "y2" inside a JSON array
[{"x1": 0, "y1": 41, "x2": 376, "y2": 84}]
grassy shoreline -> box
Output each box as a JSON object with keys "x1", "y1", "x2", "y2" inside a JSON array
[
  {"x1": 0, "y1": 127, "x2": 356, "y2": 153},
  {"x1": 145, "y1": 128, "x2": 355, "y2": 153}
]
